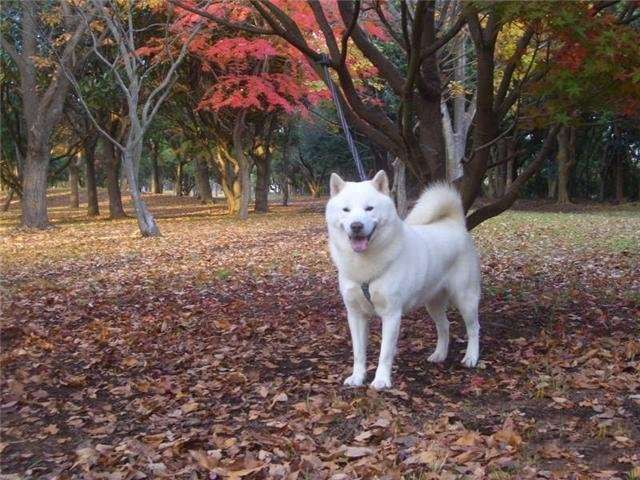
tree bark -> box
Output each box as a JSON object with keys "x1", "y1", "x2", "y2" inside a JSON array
[
  {"x1": 281, "y1": 148, "x2": 290, "y2": 207},
  {"x1": 151, "y1": 149, "x2": 163, "y2": 194},
  {"x1": 254, "y1": 155, "x2": 270, "y2": 213},
  {"x1": 306, "y1": 181, "x2": 322, "y2": 198},
  {"x1": 102, "y1": 138, "x2": 126, "y2": 218},
  {"x1": 21, "y1": 146, "x2": 50, "y2": 229},
  {"x1": 176, "y1": 161, "x2": 184, "y2": 196},
  {"x1": 122, "y1": 142, "x2": 160, "y2": 237},
  {"x1": 220, "y1": 176, "x2": 241, "y2": 214},
  {"x1": 84, "y1": 138, "x2": 100, "y2": 216},
  {"x1": 232, "y1": 115, "x2": 252, "y2": 220},
  {"x1": 194, "y1": 157, "x2": 213, "y2": 204},
  {"x1": 556, "y1": 125, "x2": 576, "y2": 204},
  {"x1": 441, "y1": 35, "x2": 475, "y2": 181},
  {"x1": 215, "y1": 148, "x2": 241, "y2": 214},
  {"x1": 614, "y1": 152, "x2": 624, "y2": 203},
  {"x1": 391, "y1": 157, "x2": 407, "y2": 218},
  {"x1": 69, "y1": 155, "x2": 80, "y2": 208},
  {"x1": 505, "y1": 137, "x2": 515, "y2": 190},
  {"x1": 548, "y1": 178, "x2": 557, "y2": 199},
  {"x1": 2, "y1": 189, "x2": 15, "y2": 212}
]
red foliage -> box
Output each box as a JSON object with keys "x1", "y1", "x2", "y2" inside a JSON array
[
  {"x1": 555, "y1": 42, "x2": 588, "y2": 72},
  {"x1": 148, "y1": 0, "x2": 391, "y2": 115},
  {"x1": 197, "y1": 73, "x2": 308, "y2": 114}
]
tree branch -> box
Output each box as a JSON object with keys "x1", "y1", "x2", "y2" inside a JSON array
[
  {"x1": 420, "y1": 12, "x2": 467, "y2": 62},
  {"x1": 169, "y1": 0, "x2": 275, "y2": 35},
  {"x1": 337, "y1": 0, "x2": 404, "y2": 94},
  {"x1": 466, "y1": 124, "x2": 560, "y2": 230},
  {"x1": 339, "y1": 0, "x2": 360, "y2": 67},
  {"x1": 494, "y1": 25, "x2": 535, "y2": 107}
]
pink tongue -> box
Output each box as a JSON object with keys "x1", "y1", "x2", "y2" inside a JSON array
[{"x1": 351, "y1": 237, "x2": 369, "y2": 252}]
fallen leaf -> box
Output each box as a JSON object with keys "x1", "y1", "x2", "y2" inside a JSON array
[{"x1": 344, "y1": 446, "x2": 375, "y2": 458}]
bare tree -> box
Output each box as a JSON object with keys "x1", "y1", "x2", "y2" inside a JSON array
[
  {"x1": 67, "y1": 0, "x2": 204, "y2": 236},
  {"x1": 440, "y1": 30, "x2": 476, "y2": 181},
  {"x1": 0, "y1": 1, "x2": 90, "y2": 228}
]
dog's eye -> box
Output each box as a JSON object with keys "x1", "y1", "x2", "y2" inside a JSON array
[
  {"x1": 365, "y1": 206, "x2": 374, "y2": 211},
  {"x1": 342, "y1": 207, "x2": 350, "y2": 212}
]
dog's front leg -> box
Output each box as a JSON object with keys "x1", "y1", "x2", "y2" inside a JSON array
[
  {"x1": 344, "y1": 307, "x2": 369, "y2": 387},
  {"x1": 371, "y1": 311, "x2": 401, "y2": 390}
]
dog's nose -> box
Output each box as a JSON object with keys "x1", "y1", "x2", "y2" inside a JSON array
[{"x1": 350, "y1": 222, "x2": 364, "y2": 234}]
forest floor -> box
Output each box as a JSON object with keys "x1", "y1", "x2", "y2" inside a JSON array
[{"x1": 1, "y1": 190, "x2": 639, "y2": 480}]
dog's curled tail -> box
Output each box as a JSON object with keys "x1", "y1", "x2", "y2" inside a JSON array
[{"x1": 405, "y1": 182, "x2": 466, "y2": 227}]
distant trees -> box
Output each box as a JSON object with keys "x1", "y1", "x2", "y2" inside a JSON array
[
  {"x1": 68, "y1": 0, "x2": 202, "y2": 236},
  {"x1": 1, "y1": 0, "x2": 639, "y2": 232}
]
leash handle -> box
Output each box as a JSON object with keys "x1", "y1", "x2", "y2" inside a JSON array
[{"x1": 318, "y1": 55, "x2": 368, "y2": 181}]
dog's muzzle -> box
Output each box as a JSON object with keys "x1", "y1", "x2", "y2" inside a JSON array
[{"x1": 348, "y1": 224, "x2": 377, "y2": 253}]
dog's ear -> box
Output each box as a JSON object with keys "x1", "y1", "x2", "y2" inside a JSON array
[
  {"x1": 330, "y1": 173, "x2": 346, "y2": 197},
  {"x1": 371, "y1": 170, "x2": 390, "y2": 196}
]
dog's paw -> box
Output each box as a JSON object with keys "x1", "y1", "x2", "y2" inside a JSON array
[
  {"x1": 343, "y1": 373, "x2": 365, "y2": 387},
  {"x1": 427, "y1": 349, "x2": 448, "y2": 363},
  {"x1": 461, "y1": 352, "x2": 478, "y2": 368},
  {"x1": 370, "y1": 377, "x2": 392, "y2": 390}
]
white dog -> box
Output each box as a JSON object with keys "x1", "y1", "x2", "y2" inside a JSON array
[{"x1": 326, "y1": 170, "x2": 481, "y2": 390}]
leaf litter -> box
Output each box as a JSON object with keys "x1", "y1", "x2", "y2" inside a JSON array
[{"x1": 1, "y1": 194, "x2": 639, "y2": 479}]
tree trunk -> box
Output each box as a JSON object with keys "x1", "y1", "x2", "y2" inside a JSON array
[
  {"x1": 176, "y1": 161, "x2": 184, "y2": 196},
  {"x1": 151, "y1": 151, "x2": 163, "y2": 194},
  {"x1": 307, "y1": 182, "x2": 322, "y2": 198},
  {"x1": 85, "y1": 140, "x2": 100, "y2": 216},
  {"x1": 194, "y1": 157, "x2": 213, "y2": 204},
  {"x1": 614, "y1": 153, "x2": 624, "y2": 203},
  {"x1": 493, "y1": 140, "x2": 507, "y2": 198},
  {"x1": 238, "y1": 160, "x2": 251, "y2": 219},
  {"x1": 69, "y1": 155, "x2": 80, "y2": 208},
  {"x1": 281, "y1": 119, "x2": 294, "y2": 207},
  {"x1": 391, "y1": 157, "x2": 407, "y2": 218},
  {"x1": 216, "y1": 149, "x2": 241, "y2": 214},
  {"x1": 232, "y1": 116, "x2": 252, "y2": 220},
  {"x1": 505, "y1": 137, "x2": 515, "y2": 191},
  {"x1": 2, "y1": 189, "x2": 15, "y2": 212},
  {"x1": 122, "y1": 141, "x2": 160, "y2": 236},
  {"x1": 556, "y1": 126, "x2": 576, "y2": 204},
  {"x1": 282, "y1": 163, "x2": 289, "y2": 207},
  {"x1": 254, "y1": 155, "x2": 270, "y2": 213},
  {"x1": 21, "y1": 146, "x2": 49, "y2": 229},
  {"x1": 441, "y1": 35, "x2": 474, "y2": 182},
  {"x1": 103, "y1": 138, "x2": 126, "y2": 218},
  {"x1": 548, "y1": 178, "x2": 557, "y2": 199},
  {"x1": 220, "y1": 176, "x2": 241, "y2": 214}
]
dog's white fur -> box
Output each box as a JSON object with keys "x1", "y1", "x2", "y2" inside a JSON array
[{"x1": 326, "y1": 171, "x2": 481, "y2": 390}]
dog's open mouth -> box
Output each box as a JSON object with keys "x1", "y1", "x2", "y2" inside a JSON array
[{"x1": 349, "y1": 226, "x2": 376, "y2": 253}]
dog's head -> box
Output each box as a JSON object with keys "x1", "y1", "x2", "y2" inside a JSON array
[{"x1": 325, "y1": 170, "x2": 397, "y2": 253}]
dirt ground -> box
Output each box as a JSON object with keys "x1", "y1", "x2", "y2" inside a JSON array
[{"x1": 1, "y1": 190, "x2": 639, "y2": 479}]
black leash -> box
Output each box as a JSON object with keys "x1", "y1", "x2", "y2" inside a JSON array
[
  {"x1": 317, "y1": 56, "x2": 373, "y2": 304},
  {"x1": 317, "y1": 55, "x2": 368, "y2": 182}
]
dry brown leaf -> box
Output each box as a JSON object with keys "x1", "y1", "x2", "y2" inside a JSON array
[
  {"x1": 181, "y1": 401, "x2": 200, "y2": 414},
  {"x1": 344, "y1": 446, "x2": 375, "y2": 458},
  {"x1": 405, "y1": 450, "x2": 439, "y2": 465}
]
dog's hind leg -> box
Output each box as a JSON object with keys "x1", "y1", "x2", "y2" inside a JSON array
[
  {"x1": 426, "y1": 295, "x2": 450, "y2": 363},
  {"x1": 343, "y1": 307, "x2": 370, "y2": 387},
  {"x1": 452, "y1": 291, "x2": 480, "y2": 368}
]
